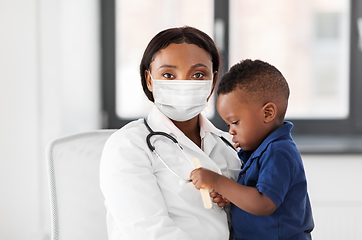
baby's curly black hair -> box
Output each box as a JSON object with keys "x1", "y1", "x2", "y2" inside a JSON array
[{"x1": 217, "y1": 59, "x2": 290, "y2": 117}]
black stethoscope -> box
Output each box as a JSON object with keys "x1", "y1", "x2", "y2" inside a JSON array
[{"x1": 143, "y1": 118, "x2": 237, "y2": 185}]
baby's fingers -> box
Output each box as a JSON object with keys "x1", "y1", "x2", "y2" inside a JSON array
[{"x1": 209, "y1": 190, "x2": 219, "y2": 198}]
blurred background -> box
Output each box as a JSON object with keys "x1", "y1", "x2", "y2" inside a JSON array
[{"x1": 1, "y1": 0, "x2": 362, "y2": 239}]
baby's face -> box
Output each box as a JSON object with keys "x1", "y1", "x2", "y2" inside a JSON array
[{"x1": 217, "y1": 90, "x2": 269, "y2": 152}]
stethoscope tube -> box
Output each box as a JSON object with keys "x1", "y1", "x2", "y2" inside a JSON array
[
  {"x1": 144, "y1": 118, "x2": 192, "y2": 185},
  {"x1": 143, "y1": 117, "x2": 238, "y2": 185},
  {"x1": 145, "y1": 129, "x2": 178, "y2": 151},
  {"x1": 219, "y1": 135, "x2": 237, "y2": 152}
]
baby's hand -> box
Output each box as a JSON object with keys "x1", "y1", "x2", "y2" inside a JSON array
[
  {"x1": 210, "y1": 190, "x2": 230, "y2": 207},
  {"x1": 189, "y1": 168, "x2": 220, "y2": 190}
]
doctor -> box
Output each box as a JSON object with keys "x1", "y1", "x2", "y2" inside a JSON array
[{"x1": 100, "y1": 26, "x2": 241, "y2": 240}]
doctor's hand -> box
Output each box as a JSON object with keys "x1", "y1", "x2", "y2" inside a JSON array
[
  {"x1": 190, "y1": 168, "x2": 221, "y2": 191},
  {"x1": 210, "y1": 191, "x2": 230, "y2": 207}
]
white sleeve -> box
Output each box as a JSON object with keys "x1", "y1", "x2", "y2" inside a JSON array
[{"x1": 100, "y1": 129, "x2": 193, "y2": 240}]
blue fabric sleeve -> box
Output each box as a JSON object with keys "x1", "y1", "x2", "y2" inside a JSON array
[{"x1": 256, "y1": 147, "x2": 295, "y2": 207}]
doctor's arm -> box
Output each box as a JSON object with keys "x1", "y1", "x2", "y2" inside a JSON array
[
  {"x1": 190, "y1": 168, "x2": 277, "y2": 216},
  {"x1": 100, "y1": 131, "x2": 193, "y2": 240}
]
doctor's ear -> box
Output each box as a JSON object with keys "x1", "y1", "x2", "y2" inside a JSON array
[
  {"x1": 212, "y1": 71, "x2": 218, "y2": 85},
  {"x1": 263, "y1": 102, "x2": 277, "y2": 123},
  {"x1": 145, "y1": 70, "x2": 153, "y2": 92}
]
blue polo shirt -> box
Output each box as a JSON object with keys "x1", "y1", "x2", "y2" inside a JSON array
[{"x1": 231, "y1": 122, "x2": 314, "y2": 240}]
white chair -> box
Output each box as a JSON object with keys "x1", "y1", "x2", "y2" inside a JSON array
[{"x1": 46, "y1": 130, "x2": 116, "y2": 240}]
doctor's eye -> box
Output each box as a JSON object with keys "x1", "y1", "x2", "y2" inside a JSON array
[
  {"x1": 192, "y1": 72, "x2": 205, "y2": 79},
  {"x1": 162, "y1": 73, "x2": 175, "y2": 79}
]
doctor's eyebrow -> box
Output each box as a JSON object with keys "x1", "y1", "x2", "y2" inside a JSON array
[
  {"x1": 157, "y1": 65, "x2": 177, "y2": 70},
  {"x1": 191, "y1": 63, "x2": 209, "y2": 69},
  {"x1": 157, "y1": 63, "x2": 209, "y2": 70}
]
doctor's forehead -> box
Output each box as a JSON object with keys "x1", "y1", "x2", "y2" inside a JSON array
[{"x1": 150, "y1": 43, "x2": 212, "y2": 70}]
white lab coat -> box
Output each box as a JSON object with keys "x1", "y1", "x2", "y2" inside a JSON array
[{"x1": 100, "y1": 106, "x2": 241, "y2": 240}]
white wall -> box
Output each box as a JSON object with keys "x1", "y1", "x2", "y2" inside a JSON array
[
  {"x1": 302, "y1": 154, "x2": 362, "y2": 240},
  {"x1": 0, "y1": 0, "x2": 100, "y2": 239}
]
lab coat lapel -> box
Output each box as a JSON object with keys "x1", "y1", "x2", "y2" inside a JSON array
[
  {"x1": 176, "y1": 134, "x2": 222, "y2": 174},
  {"x1": 202, "y1": 131, "x2": 217, "y2": 156},
  {"x1": 147, "y1": 106, "x2": 222, "y2": 174},
  {"x1": 147, "y1": 106, "x2": 174, "y2": 133}
]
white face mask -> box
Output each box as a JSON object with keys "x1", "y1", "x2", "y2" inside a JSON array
[{"x1": 150, "y1": 74, "x2": 213, "y2": 121}]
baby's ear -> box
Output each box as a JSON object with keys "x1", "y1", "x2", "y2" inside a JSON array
[{"x1": 263, "y1": 102, "x2": 277, "y2": 123}]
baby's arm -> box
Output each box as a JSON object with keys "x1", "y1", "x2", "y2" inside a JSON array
[{"x1": 190, "y1": 168, "x2": 277, "y2": 216}]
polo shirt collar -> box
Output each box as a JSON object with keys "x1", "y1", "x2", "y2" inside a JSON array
[{"x1": 239, "y1": 121, "x2": 293, "y2": 168}]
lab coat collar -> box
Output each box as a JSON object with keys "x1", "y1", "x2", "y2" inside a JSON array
[
  {"x1": 199, "y1": 112, "x2": 223, "y2": 136},
  {"x1": 147, "y1": 105, "x2": 183, "y2": 137},
  {"x1": 147, "y1": 105, "x2": 222, "y2": 138},
  {"x1": 146, "y1": 105, "x2": 222, "y2": 173},
  {"x1": 199, "y1": 113, "x2": 219, "y2": 156}
]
